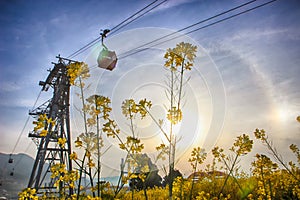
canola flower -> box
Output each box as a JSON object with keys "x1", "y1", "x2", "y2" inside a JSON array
[
  {"x1": 121, "y1": 98, "x2": 152, "y2": 119},
  {"x1": 85, "y1": 95, "x2": 112, "y2": 127},
  {"x1": 19, "y1": 131, "x2": 300, "y2": 199},
  {"x1": 58, "y1": 137, "x2": 67, "y2": 148},
  {"x1": 18, "y1": 188, "x2": 38, "y2": 200},
  {"x1": 87, "y1": 158, "x2": 95, "y2": 168},
  {"x1": 164, "y1": 42, "x2": 197, "y2": 71},
  {"x1": 69, "y1": 151, "x2": 78, "y2": 160},
  {"x1": 32, "y1": 114, "x2": 55, "y2": 137},
  {"x1": 119, "y1": 136, "x2": 144, "y2": 154},
  {"x1": 75, "y1": 137, "x2": 83, "y2": 148},
  {"x1": 66, "y1": 62, "x2": 90, "y2": 86},
  {"x1": 155, "y1": 143, "x2": 169, "y2": 161},
  {"x1": 167, "y1": 106, "x2": 182, "y2": 125},
  {"x1": 50, "y1": 163, "x2": 79, "y2": 190},
  {"x1": 230, "y1": 134, "x2": 253, "y2": 156}
]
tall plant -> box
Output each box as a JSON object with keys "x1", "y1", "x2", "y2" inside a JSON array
[{"x1": 163, "y1": 42, "x2": 197, "y2": 199}]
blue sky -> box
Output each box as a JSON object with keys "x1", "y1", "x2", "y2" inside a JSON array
[{"x1": 1, "y1": 0, "x2": 300, "y2": 176}]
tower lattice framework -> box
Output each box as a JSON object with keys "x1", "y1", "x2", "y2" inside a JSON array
[{"x1": 28, "y1": 56, "x2": 75, "y2": 195}]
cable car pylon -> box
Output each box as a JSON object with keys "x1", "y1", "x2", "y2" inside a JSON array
[{"x1": 27, "y1": 56, "x2": 75, "y2": 196}]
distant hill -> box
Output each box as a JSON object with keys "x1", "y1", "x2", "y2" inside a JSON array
[
  {"x1": 0, "y1": 152, "x2": 34, "y2": 199},
  {"x1": 0, "y1": 153, "x2": 123, "y2": 199}
]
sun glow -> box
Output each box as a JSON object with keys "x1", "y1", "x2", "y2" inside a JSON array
[
  {"x1": 275, "y1": 104, "x2": 293, "y2": 122},
  {"x1": 277, "y1": 108, "x2": 289, "y2": 122}
]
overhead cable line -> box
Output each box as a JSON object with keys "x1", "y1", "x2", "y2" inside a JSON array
[
  {"x1": 118, "y1": 0, "x2": 258, "y2": 58},
  {"x1": 118, "y1": 0, "x2": 278, "y2": 60},
  {"x1": 13, "y1": 142, "x2": 33, "y2": 169},
  {"x1": 67, "y1": 0, "x2": 167, "y2": 59},
  {"x1": 109, "y1": 0, "x2": 168, "y2": 35},
  {"x1": 10, "y1": 90, "x2": 42, "y2": 155},
  {"x1": 110, "y1": 0, "x2": 161, "y2": 32}
]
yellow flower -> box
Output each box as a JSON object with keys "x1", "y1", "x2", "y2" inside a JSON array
[
  {"x1": 86, "y1": 150, "x2": 91, "y2": 158},
  {"x1": 58, "y1": 137, "x2": 67, "y2": 148},
  {"x1": 164, "y1": 42, "x2": 197, "y2": 70},
  {"x1": 167, "y1": 106, "x2": 182, "y2": 124},
  {"x1": 40, "y1": 129, "x2": 48, "y2": 137},
  {"x1": 69, "y1": 182, "x2": 75, "y2": 189},
  {"x1": 71, "y1": 194, "x2": 77, "y2": 200},
  {"x1": 87, "y1": 159, "x2": 95, "y2": 168},
  {"x1": 18, "y1": 188, "x2": 37, "y2": 200},
  {"x1": 70, "y1": 152, "x2": 78, "y2": 160},
  {"x1": 231, "y1": 134, "x2": 253, "y2": 156},
  {"x1": 67, "y1": 62, "x2": 90, "y2": 85},
  {"x1": 33, "y1": 114, "x2": 55, "y2": 134},
  {"x1": 75, "y1": 137, "x2": 82, "y2": 148}
]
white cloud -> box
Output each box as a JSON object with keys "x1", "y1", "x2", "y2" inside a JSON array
[
  {"x1": 0, "y1": 81, "x2": 21, "y2": 92},
  {"x1": 146, "y1": 0, "x2": 197, "y2": 13},
  {"x1": 229, "y1": 28, "x2": 288, "y2": 41}
]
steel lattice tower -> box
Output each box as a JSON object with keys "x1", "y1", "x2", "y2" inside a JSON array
[{"x1": 28, "y1": 56, "x2": 75, "y2": 195}]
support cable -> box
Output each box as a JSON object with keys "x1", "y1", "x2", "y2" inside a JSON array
[
  {"x1": 118, "y1": 0, "x2": 278, "y2": 59},
  {"x1": 10, "y1": 90, "x2": 42, "y2": 155},
  {"x1": 110, "y1": 0, "x2": 161, "y2": 32},
  {"x1": 67, "y1": 0, "x2": 167, "y2": 59},
  {"x1": 78, "y1": 0, "x2": 278, "y2": 72},
  {"x1": 118, "y1": 0, "x2": 258, "y2": 58},
  {"x1": 109, "y1": 0, "x2": 168, "y2": 35}
]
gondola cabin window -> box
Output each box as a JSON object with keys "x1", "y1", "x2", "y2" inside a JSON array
[{"x1": 97, "y1": 48, "x2": 117, "y2": 71}]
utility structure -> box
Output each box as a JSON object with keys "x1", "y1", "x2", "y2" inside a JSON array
[{"x1": 27, "y1": 56, "x2": 75, "y2": 195}]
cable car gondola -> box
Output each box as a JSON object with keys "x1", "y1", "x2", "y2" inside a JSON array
[
  {"x1": 8, "y1": 154, "x2": 13, "y2": 163},
  {"x1": 97, "y1": 29, "x2": 117, "y2": 71},
  {"x1": 10, "y1": 168, "x2": 14, "y2": 176}
]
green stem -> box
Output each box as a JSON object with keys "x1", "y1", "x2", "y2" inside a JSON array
[
  {"x1": 189, "y1": 161, "x2": 197, "y2": 200},
  {"x1": 169, "y1": 65, "x2": 175, "y2": 200},
  {"x1": 221, "y1": 157, "x2": 244, "y2": 193},
  {"x1": 76, "y1": 152, "x2": 87, "y2": 200},
  {"x1": 76, "y1": 77, "x2": 89, "y2": 200},
  {"x1": 264, "y1": 138, "x2": 300, "y2": 182},
  {"x1": 88, "y1": 166, "x2": 95, "y2": 197},
  {"x1": 268, "y1": 179, "x2": 273, "y2": 200},
  {"x1": 131, "y1": 187, "x2": 134, "y2": 200},
  {"x1": 143, "y1": 182, "x2": 148, "y2": 200},
  {"x1": 260, "y1": 163, "x2": 267, "y2": 200},
  {"x1": 78, "y1": 77, "x2": 88, "y2": 135},
  {"x1": 169, "y1": 123, "x2": 174, "y2": 200},
  {"x1": 144, "y1": 108, "x2": 170, "y2": 142},
  {"x1": 177, "y1": 57, "x2": 185, "y2": 109},
  {"x1": 219, "y1": 153, "x2": 239, "y2": 198},
  {"x1": 114, "y1": 154, "x2": 128, "y2": 197},
  {"x1": 95, "y1": 96, "x2": 101, "y2": 198},
  {"x1": 128, "y1": 107, "x2": 135, "y2": 138}
]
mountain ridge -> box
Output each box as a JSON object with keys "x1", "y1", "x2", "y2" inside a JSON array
[{"x1": 0, "y1": 152, "x2": 34, "y2": 199}]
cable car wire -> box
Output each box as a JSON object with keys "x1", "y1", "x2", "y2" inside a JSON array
[
  {"x1": 110, "y1": 0, "x2": 161, "y2": 33},
  {"x1": 13, "y1": 142, "x2": 33, "y2": 169},
  {"x1": 67, "y1": 0, "x2": 167, "y2": 59},
  {"x1": 84, "y1": 0, "x2": 278, "y2": 72},
  {"x1": 109, "y1": 0, "x2": 168, "y2": 35},
  {"x1": 69, "y1": 0, "x2": 167, "y2": 59},
  {"x1": 71, "y1": 0, "x2": 278, "y2": 71},
  {"x1": 10, "y1": 90, "x2": 42, "y2": 155},
  {"x1": 118, "y1": 0, "x2": 258, "y2": 59},
  {"x1": 118, "y1": 0, "x2": 278, "y2": 60}
]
